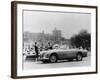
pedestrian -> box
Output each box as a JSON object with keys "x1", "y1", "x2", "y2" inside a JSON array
[
  {"x1": 34, "y1": 42, "x2": 39, "y2": 62},
  {"x1": 48, "y1": 42, "x2": 53, "y2": 50}
]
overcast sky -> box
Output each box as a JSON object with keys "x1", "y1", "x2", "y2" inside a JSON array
[{"x1": 23, "y1": 10, "x2": 91, "y2": 39}]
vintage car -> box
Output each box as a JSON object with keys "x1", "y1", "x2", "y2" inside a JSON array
[
  {"x1": 23, "y1": 47, "x2": 36, "y2": 60},
  {"x1": 39, "y1": 48, "x2": 88, "y2": 63}
]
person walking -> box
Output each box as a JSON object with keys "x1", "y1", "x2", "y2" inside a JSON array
[{"x1": 34, "y1": 42, "x2": 39, "y2": 62}]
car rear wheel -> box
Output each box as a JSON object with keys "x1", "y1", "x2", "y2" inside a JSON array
[
  {"x1": 76, "y1": 54, "x2": 83, "y2": 61},
  {"x1": 49, "y1": 54, "x2": 57, "y2": 63}
]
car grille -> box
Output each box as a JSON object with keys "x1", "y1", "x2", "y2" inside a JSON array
[{"x1": 40, "y1": 53, "x2": 45, "y2": 58}]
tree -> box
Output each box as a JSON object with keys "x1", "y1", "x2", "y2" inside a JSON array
[{"x1": 70, "y1": 30, "x2": 91, "y2": 50}]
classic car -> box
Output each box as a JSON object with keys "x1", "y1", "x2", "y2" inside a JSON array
[{"x1": 39, "y1": 48, "x2": 88, "y2": 63}]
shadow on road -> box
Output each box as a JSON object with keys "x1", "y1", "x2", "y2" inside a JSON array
[
  {"x1": 24, "y1": 56, "x2": 89, "y2": 64},
  {"x1": 38, "y1": 59, "x2": 85, "y2": 64}
]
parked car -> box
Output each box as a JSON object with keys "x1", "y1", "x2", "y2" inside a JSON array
[
  {"x1": 23, "y1": 47, "x2": 36, "y2": 60},
  {"x1": 39, "y1": 47, "x2": 88, "y2": 63}
]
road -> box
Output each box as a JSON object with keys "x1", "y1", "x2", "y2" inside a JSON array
[{"x1": 23, "y1": 54, "x2": 91, "y2": 70}]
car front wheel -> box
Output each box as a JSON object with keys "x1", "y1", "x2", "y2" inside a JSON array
[
  {"x1": 76, "y1": 54, "x2": 83, "y2": 61},
  {"x1": 49, "y1": 54, "x2": 57, "y2": 63}
]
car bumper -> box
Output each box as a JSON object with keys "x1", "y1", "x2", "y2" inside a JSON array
[
  {"x1": 39, "y1": 56, "x2": 49, "y2": 61},
  {"x1": 26, "y1": 55, "x2": 37, "y2": 58},
  {"x1": 83, "y1": 53, "x2": 87, "y2": 57}
]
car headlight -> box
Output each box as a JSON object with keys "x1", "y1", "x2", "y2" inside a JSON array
[
  {"x1": 40, "y1": 53, "x2": 45, "y2": 57},
  {"x1": 45, "y1": 54, "x2": 49, "y2": 58},
  {"x1": 42, "y1": 53, "x2": 49, "y2": 58}
]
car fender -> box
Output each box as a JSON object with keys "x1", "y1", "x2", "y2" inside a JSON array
[{"x1": 49, "y1": 52, "x2": 59, "y2": 59}]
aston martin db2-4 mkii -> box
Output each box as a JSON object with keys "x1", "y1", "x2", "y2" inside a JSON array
[{"x1": 39, "y1": 47, "x2": 88, "y2": 63}]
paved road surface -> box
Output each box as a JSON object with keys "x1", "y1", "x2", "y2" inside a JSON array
[{"x1": 23, "y1": 55, "x2": 91, "y2": 70}]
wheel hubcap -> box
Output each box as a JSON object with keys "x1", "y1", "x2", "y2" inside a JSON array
[
  {"x1": 50, "y1": 55, "x2": 56, "y2": 62},
  {"x1": 77, "y1": 55, "x2": 82, "y2": 60}
]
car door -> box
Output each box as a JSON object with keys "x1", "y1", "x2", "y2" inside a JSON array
[
  {"x1": 63, "y1": 50, "x2": 77, "y2": 58},
  {"x1": 56, "y1": 50, "x2": 65, "y2": 59},
  {"x1": 63, "y1": 50, "x2": 71, "y2": 58}
]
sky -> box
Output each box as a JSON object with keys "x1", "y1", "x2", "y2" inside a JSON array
[{"x1": 23, "y1": 10, "x2": 91, "y2": 39}]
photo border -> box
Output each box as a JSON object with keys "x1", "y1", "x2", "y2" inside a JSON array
[{"x1": 11, "y1": 1, "x2": 98, "y2": 79}]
